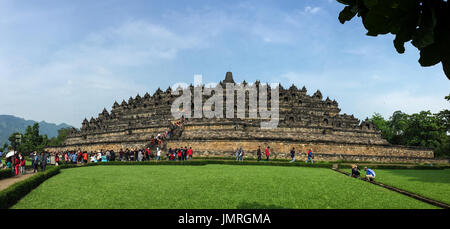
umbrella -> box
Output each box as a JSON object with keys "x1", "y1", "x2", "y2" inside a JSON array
[{"x1": 5, "y1": 151, "x2": 16, "y2": 158}]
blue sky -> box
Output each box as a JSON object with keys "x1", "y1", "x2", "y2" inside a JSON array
[{"x1": 0, "y1": 0, "x2": 448, "y2": 128}]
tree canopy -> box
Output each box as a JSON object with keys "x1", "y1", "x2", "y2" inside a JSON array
[
  {"x1": 337, "y1": 0, "x2": 450, "y2": 79},
  {"x1": 7, "y1": 123, "x2": 72, "y2": 154},
  {"x1": 370, "y1": 95, "x2": 450, "y2": 157}
]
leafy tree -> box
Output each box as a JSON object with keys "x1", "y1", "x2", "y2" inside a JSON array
[
  {"x1": 337, "y1": 0, "x2": 450, "y2": 79},
  {"x1": 48, "y1": 127, "x2": 73, "y2": 147},
  {"x1": 1, "y1": 143, "x2": 8, "y2": 152},
  {"x1": 369, "y1": 113, "x2": 393, "y2": 141},
  {"x1": 371, "y1": 107, "x2": 449, "y2": 158},
  {"x1": 8, "y1": 132, "x2": 23, "y2": 151}
]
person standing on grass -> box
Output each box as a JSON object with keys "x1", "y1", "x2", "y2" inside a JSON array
[
  {"x1": 14, "y1": 154, "x2": 20, "y2": 175},
  {"x1": 64, "y1": 152, "x2": 68, "y2": 164},
  {"x1": 71, "y1": 152, "x2": 77, "y2": 164},
  {"x1": 138, "y1": 150, "x2": 143, "y2": 161},
  {"x1": 265, "y1": 146, "x2": 270, "y2": 161},
  {"x1": 239, "y1": 147, "x2": 244, "y2": 161},
  {"x1": 30, "y1": 151, "x2": 35, "y2": 168},
  {"x1": 145, "y1": 147, "x2": 150, "y2": 161},
  {"x1": 290, "y1": 147, "x2": 296, "y2": 163},
  {"x1": 305, "y1": 148, "x2": 314, "y2": 164},
  {"x1": 41, "y1": 152, "x2": 47, "y2": 172},
  {"x1": 177, "y1": 149, "x2": 182, "y2": 161},
  {"x1": 236, "y1": 148, "x2": 241, "y2": 161},
  {"x1": 156, "y1": 147, "x2": 161, "y2": 161},
  {"x1": 20, "y1": 153, "x2": 26, "y2": 174},
  {"x1": 106, "y1": 150, "x2": 111, "y2": 161},
  {"x1": 257, "y1": 146, "x2": 262, "y2": 161},
  {"x1": 188, "y1": 147, "x2": 193, "y2": 160},
  {"x1": 83, "y1": 152, "x2": 88, "y2": 163},
  {"x1": 33, "y1": 153, "x2": 40, "y2": 173},
  {"x1": 55, "y1": 153, "x2": 59, "y2": 166},
  {"x1": 364, "y1": 167, "x2": 376, "y2": 181}
]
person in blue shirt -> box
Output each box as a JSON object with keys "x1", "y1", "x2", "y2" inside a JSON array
[
  {"x1": 71, "y1": 153, "x2": 77, "y2": 164},
  {"x1": 305, "y1": 148, "x2": 314, "y2": 164},
  {"x1": 364, "y1": 167, "x2": 376, "y2": 181}
]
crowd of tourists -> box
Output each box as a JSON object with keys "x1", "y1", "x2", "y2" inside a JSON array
[
  {"x1": 0, "y1": 151, "x2": 50, "y2": 176},
  {"x1": 167, "y1": 147, "x2": 194, "y2": 161},
  {"x1": 237, "y1": 146, "x2": 315, "y2": 164}
]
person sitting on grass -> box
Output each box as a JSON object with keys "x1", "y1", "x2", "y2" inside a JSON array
[
  {"x1": 351, "y1": 164, "x2": 360, "y2": 178},
  {"x1": 364, "y1": 167, "x2": 376, "y2": 181}
]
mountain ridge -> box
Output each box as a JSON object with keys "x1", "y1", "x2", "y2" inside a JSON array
[{"x1": 0, "y1": 114, "x2": 73, "y2": 147}]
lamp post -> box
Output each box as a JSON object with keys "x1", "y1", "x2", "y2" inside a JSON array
[{"x1": 15, "y1": 134, "x2": 22, "y2": 152}]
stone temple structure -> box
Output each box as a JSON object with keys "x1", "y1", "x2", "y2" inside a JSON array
[{"x1": 47, "y1": 72, "x2": 436, "y2": 162}]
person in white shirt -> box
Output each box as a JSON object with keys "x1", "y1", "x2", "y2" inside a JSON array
[{"x1": 156, "y1": 147, "x2": 161, "y2": 161}]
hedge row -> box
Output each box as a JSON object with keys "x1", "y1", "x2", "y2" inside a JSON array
[
  {"x1": 338, "y1": 163, "x2": 449, "y2": 170},
  {"x1": 0, "y1": 169, "x2": 13, "y2": 180},
  {"x1": 0, "y1": 167, "x2": 61, "y2": 209},
  {"x1": 56, "y1": 160, "x2": 334, "y2": 168}
]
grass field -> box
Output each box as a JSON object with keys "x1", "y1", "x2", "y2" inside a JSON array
[
  {"x1": 362, "y1": 169, "x2": 450, "y2": 204},
  {"x1": 12, "y1": 165, "x2": 437, "y2": 209}
]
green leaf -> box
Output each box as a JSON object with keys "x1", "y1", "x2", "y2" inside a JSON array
[
  {"x1": 362, "y1": 9, "x2": 391, "y2": 35},
  {"x1": 363, "y1": 0, "x2": 378, "y2": 9},
  {"x1": 418, "y1": 43, "x2": 441, "y2": 67},
  {"x1": 337, "y1": 0, "x2": 356, "y2": 5},
  {"x1": 393, "y1": 35, "x2": 406, "y2": 53},
  {"x1": 442, "y1": 59, "x2": 450, "y2": 80},
  {"x1": 339, "y1": 6, "x2": 358, "y2": 24}
]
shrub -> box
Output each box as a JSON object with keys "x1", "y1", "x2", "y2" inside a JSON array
[
  {"x1": 0, "y1": 167, "x2": 60, "y2": 209},
  {"x1": 0, "y1": 169, "x2": 13, "y2": 180}
]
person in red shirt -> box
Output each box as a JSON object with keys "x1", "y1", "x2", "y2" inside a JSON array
[
  {"x1": 177, "y1": 149, "x2": 182, "y2": 161},
  {"x1": 188, "y1": 147, "x2": 193, "y2": 160},
  {"x1": 265, "y1": 146, "x2": 270, "y2": 161},
  {"x1": 144, "y1": 148, "x2": 150, "y2": 161},
  {"x1": 55, "y1": 153, "x2": 60, "y2": 166},
  {"x1": 14, "y1": 154, "x2": 20, "y2": 175},
  {"x1": 19, "y1": 153, "x2": 26, "y2": 174},
  {"x1": 83, "y1": 152, "x2": 88, "y2": 163}
]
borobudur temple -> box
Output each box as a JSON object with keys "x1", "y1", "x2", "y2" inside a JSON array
[{"x1": 46, "y1": 72, "x2": 436, "y2": 163}]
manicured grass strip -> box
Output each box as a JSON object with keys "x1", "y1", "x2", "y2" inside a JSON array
[
  {"x1": 366, "y1": 169, "x2": 450, "y2": 205},
  {"x1": 13, "y1": 165, "x2": 436, "y2": 209},
  {"x1": 334, "y1": 169, "x2": 449, "y2": 209}
]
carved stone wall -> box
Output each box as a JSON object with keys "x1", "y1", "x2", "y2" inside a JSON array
[{"x1": 46, "y1": 72, "x2": 436, "y2": 163}]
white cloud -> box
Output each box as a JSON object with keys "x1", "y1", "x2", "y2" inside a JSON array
[
  {"x1": 363, "y1": 91, "x2": 449, "y2": 118},
  {"x1": 304, "y1": 6, "x2": 321, "y2": 14},
  {"x1": 0, "y1": 20, "x2": 207, "y2": 127}
]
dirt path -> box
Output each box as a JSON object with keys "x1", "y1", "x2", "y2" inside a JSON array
[{"x1": 0, "y1": 171, "x2": 35, "y2": 191}]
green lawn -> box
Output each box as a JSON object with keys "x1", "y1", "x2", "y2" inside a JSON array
[
  {"x1": 361, "y1": 169, "x2": 450, "y2": 204},
  {"x1": 12, "y1": 165, "x2": 436, "y2": 209}
]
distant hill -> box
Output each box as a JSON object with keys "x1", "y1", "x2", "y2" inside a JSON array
[{"x1": 0, "y1": 115, "x2": 73, "y2": 146}]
